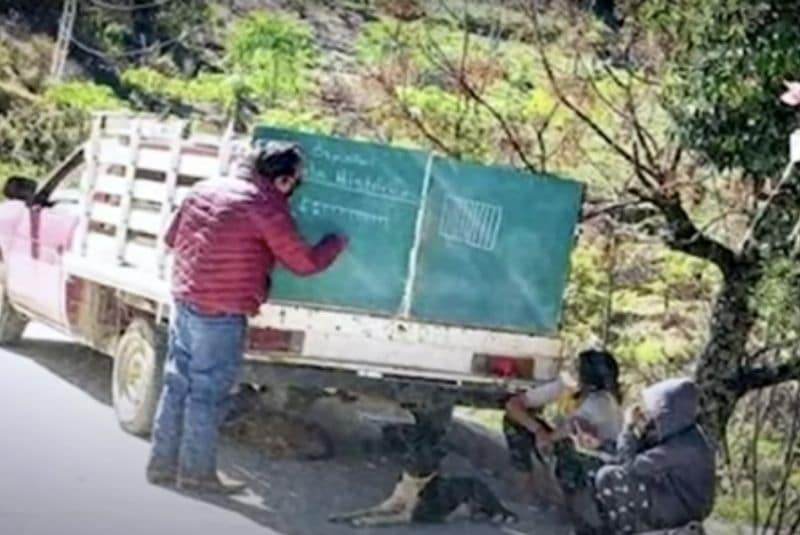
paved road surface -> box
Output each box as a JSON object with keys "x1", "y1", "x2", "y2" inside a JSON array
[{"x1": 0, "y1": 324, "x2": 569, "y2": 535}]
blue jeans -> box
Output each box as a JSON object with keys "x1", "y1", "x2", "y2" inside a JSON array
[{"x1": 148, "y1": 301, "x2": 246, "y2": 478}]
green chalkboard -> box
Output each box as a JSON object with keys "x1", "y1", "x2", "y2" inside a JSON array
[
  {"x1": 251, "y1": 127, "x2": 583, "y2": 335},
  {"x1": 408, "y1": 157, "x2": 583, "y2": 334},
  {"x1": 254, "y1": 127, "x2": 428, "y2": 313}
]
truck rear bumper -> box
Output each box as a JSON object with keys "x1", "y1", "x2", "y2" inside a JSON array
[
  {"x1": 240, "y1": 358, "x2": 533, "y2": 409},
  {"x1": 248, "y1": 302, "x2": 561, "y2": 381}
]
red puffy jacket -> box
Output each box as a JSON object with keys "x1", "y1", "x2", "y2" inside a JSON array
[{"x1": 165, "y1": 166, "x2": 346, "y2": 315}]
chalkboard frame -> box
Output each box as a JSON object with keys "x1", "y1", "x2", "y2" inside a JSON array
[{"x1": 251, "y1": 127, "x2": 584, "y2": 336}]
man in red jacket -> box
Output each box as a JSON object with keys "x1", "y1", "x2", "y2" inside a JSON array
[{"x1": 146, "y1": 142, "x2": 347, "y2": 493}]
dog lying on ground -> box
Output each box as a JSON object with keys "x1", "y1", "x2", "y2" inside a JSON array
[{"x1": 329, "y1": 470, "x2": 517, "y2": 528}]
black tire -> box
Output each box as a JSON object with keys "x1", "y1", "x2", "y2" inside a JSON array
[
  {"x1": 0, "y1": 270, "x2": 28, "y2": 345},
  {"x1": 112, "y1": 318, "x2": 166, "y2": 436}
]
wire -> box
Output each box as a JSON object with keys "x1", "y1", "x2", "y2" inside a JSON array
[
  {"x1": 69, "y1": 33, "x2": 186, "y2": 59},
  {"x1": 85, "y1": 0, "x2": 174, "y2": 11}
]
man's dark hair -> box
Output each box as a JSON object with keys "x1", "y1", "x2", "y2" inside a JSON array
[{"x1": 255, "y1": 141, "x2": 303, "y2": 181}]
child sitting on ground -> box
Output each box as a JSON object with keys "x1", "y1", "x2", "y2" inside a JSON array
[{"x1": 562, "y1": 377, "x2": 716, "y2": 534}]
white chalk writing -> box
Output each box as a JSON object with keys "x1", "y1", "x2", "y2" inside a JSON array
[
  {"x1": 438, "y1": 195, "x2": 502, "y2": 251},
  {"x1": 297, "y1": 197, "x2": 389, "y2": 227},
  {"x1": 311, "y1": 143, "x2": 372, "y2": 167},
  {"x1": 306, "y1": 166, "x2": 418, "y2": 205}
]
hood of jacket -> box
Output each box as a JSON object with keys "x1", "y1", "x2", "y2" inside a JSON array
[{"x1": 642, "y1": 377, "x2": 699, "y2": 441}]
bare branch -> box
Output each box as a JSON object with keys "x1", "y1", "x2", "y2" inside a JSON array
[
  {"x1": 763, "y1": 385, "x2": 800, "y2": 534},
  {"x1": 623, "y1": 186, "x2": 738, "y2": 269},
  {"x1": 598, "y1": 61, "x2": 661, "y2": 167},
  {"x1": 790, "y1": 506, "x2": 800, "y2": 535},
  {"x1": 372, "y1": 70, "x2": 461, "y2": 158},
  {"x1": 733, "y1": 354, "x2": 800, "y2": 393},
  {"x1": 515, "y1": 2, "x2": 741, "y2": 270},
  {"x1": 750, "y1": 388, "x2": 768, "y2": 532},
  {"x1": 522, "y1": 2, "x2": 663, "y2": 185},
  {"x1": 748, "y1": 338, "x2": 800, "y2": 363},
  {"x1": 669, "y1": 144, "x2": 684, "y2": 174},
  {"x1": 740, "y1": 160, "x2": 799, "y2": 253},
  {"x1": 696, "y1": 209, "x2": 748, "y2": 237},
  {"x1": 420, "y1": 22, "x2": 542, "y2": 174},
  {"x1": 581, "y1": 58, "x2": 633, "y2": 125},
  {"x1": 459, "y1": 81, "x2": 540, "y2": 172},
  {"x1": 658, "y1": 195, "x2": 738, "y2": 269},
  {"x1": 581, "y1": 198, "x2": 658, "y2": 222},
  {"x1": 533, "y1": 102, "x2": 561, "y2": 170}
]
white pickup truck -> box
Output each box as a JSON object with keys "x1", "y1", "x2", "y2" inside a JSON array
[{"x1": 0, "y1": 112, "x2": 570, "y2": 435}]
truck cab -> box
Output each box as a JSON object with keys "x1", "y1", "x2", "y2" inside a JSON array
[{"x1": 0, "y1": 150, "x2": 83, "y2": 337}]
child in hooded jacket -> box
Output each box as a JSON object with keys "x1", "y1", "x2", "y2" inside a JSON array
[{"x1": 589, "y1": 378, "x2": 716, "y2": 534}]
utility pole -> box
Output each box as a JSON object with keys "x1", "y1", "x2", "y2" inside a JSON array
[{"x1": 50, "y1": 0, "x2": 78, "y2": 81}]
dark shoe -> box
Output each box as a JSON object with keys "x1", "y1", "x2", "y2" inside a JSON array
[
  {"x1": 146, "y1": 463, "x2": 178, "y2": 487},
  {"x1": 177, "y1": 472, "x2": 247, "y2": 495}
]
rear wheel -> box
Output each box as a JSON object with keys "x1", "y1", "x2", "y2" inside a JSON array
[
  {"x1": 0, "y1": 268, "x2": 28, "y2": 345},
  {"x1": 112, "y1": 319, "x2": 166, "y2": 436}
]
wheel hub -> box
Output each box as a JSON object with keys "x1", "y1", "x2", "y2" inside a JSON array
[{"x1": 119, "y1": 345, "x2": 151, "y2": 408}]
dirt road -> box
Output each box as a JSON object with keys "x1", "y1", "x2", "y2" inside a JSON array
[{"x1": 0, "y1": 324, "x2": 570, "y2": 535}]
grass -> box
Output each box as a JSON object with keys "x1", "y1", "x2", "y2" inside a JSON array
[{"x1": 455, "y1": 406, "x2": 504, "y2": 433}]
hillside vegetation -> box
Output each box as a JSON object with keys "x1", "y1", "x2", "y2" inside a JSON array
[{"x1": 2, "y1": 0, "x2": 800, "y2": 529}]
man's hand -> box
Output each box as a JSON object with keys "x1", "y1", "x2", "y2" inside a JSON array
[{"x1": 322, "y1": 233, "x2": 349, "y2": 251}]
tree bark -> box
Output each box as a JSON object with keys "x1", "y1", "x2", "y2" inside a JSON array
[{"x1": 693, "y1": 260, "x2": 763, "y2": 443}]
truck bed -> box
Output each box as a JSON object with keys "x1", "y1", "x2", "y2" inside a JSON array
[{"x1": 62, "y1": 113, "x2": 564, "y2": 405}]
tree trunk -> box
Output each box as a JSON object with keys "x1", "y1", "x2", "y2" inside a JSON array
[{"x1": 694, "y1": 261, "x2": 763, "y2": 444}]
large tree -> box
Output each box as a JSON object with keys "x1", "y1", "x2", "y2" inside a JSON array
[
  {"x1": 644, "y1": 0, "x2": 800, "y2": 441},
  {"x1": 372, "y1": 0, "x2": 800, "y2": 444},
  {"x1": 558, "y1": 0, "x2": 800, "y2": 443}
]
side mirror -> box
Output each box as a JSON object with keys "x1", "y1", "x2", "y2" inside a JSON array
[{"x1": 3, "y1": 176, "x2": 38, "y2": 203}]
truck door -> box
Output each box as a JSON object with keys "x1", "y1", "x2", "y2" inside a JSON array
[
  {"x1": 5, "y1": 153, "x2": 83, "y2": 327},
  {"x1": 7, "y1": 207, "x2": 79, "y2": 326}
]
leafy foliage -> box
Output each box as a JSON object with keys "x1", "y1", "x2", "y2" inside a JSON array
[
  {"x1": 0, "y1": 35, "x2": 53, "y2": 95},
  {"x1": 43, "y1": 81, "x2": 126, "y2": 111},
  {"x1": 259, "y1": 106, "x2": 335, "y2": 135},
  {"x1": 122, "y1": 68, "x2": 236, "y2": 109},
  {"x1": 562, "y1": 242, "x2": 609, "y2": 347},
  {"x1": 74, "y1": 0, "x2": 213, "y2": 71},
  {"x1": 0, "y1": 105, "x2": 88, "y2": 184},
  {"x1": 717, "y1": 384, "x2": 800, "y2": 531},
  {"x1": 120, "y1": 12, "x2": 318, "y2": 115},
  {"x1": 226, "y1": 12, "x2": 317, "y2": 104},
  {"x1": 394, "y1": 85, "x2": 496, "y2": 160},
  {"x1": 3, "y1": 1, "x2": 800, "y2": 525},
  {"x1": 661, "y1": 0, "x2": 800, "y2": 178},
  {"x1": 753, "y1": 258, "x2": 800, "y2": 339}
]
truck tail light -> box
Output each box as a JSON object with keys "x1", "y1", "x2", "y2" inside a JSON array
[
  {"x1": 247, "y1": 327, "x2": 304, "y2": 354},
  {"x1": 472, "y1": 354, "x2": 535, "y2": 379}
]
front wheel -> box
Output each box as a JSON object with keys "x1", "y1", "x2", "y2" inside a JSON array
[{"x1": 112, "y1": 318, "x2": 166, "y2": 436}]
